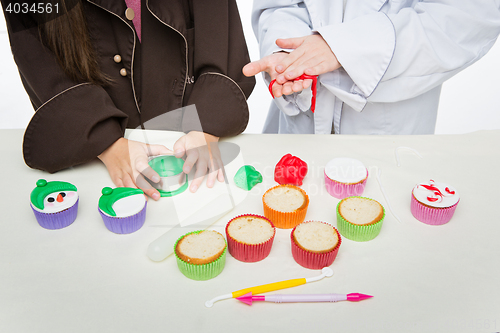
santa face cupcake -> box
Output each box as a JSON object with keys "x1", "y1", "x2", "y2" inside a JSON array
[
  {"x1": 98, "y1": 187, "x2": 147, "y2": 234},
  {"x1": 291, "y1": 221, "x2": 341, "y2": 269},
  {"x1": 30, "y1": 179, "x2": 79, "y2": 229},
  {"x1": 324, "y1": 158, "x2": 368, "y2": 199},
  {"x1": 411, "y1": 180, "x2": 459, "y2": 225},
  {"x1": 263, "y1": 184, "x2": 309, "y2": 229},
  {"x1": 336, "y1": 197, "x2": 385, "y2": 242},
  {"x1": 226, "y1": 214, "x2": 275, "y2": 262}
]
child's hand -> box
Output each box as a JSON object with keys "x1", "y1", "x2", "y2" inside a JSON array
[
  {"x1": 173, "y1": 131, "x2": 224, "y2": 193},
  {"x1": 98, "y1": 138, "x2": 172, "y2": 200},
  {"x1": 243, "y1": 52, "x2": 304, "y2": 98},
  {"x1": 274, "y1": 34, "x2": 341, "y2": 86}
]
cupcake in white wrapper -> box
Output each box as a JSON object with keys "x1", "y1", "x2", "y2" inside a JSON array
[
  {"x1": 30, "y1": 179, "x2": 79, "y2": 230},
  {"x1": 98, "y1": 187, "x2": 147, "y2": 234}
]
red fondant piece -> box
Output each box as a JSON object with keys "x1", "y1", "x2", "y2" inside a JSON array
[
  {"x1": 274, "y1": 154, "x2": 308, "y2": 186},
  {"x1": 269, "y1": 74, "x2": 318, "y2": 112}
]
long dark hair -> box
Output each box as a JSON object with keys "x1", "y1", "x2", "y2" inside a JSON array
[{"x1": 38, "y1": 0, "x2": 110, "y2": 85}]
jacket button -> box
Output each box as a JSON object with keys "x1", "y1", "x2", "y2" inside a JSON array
[
  {"x1": 113, "y1": 55, "x2": 122, "y2": 63},
  {"x1": 120, "y1": 68, "x2": 127, "y2": 77},
  {"x1": 125, "y1": 8, "x2": 135, "y2": 20}
]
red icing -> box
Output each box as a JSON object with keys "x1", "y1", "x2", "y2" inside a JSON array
[
  {"x1": 274, "y1": 154, "x2": 308, "y2": 186},
  {"x1": 269, "y1": 74, "x2": 318, "y2": 112},
  {"x1": 418, "y1": 180, "x2": 456, "y2": 204},
  {"x1": 445, "y1": 187, "x2": 455, "y2": 195}
]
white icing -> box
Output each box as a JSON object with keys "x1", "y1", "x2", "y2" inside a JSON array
[
  {"x1": 412, "y1": 180, "x2": 459, "y2": 208},
  {"x1": 325, "y1": 158, "x2": 367, "y2": 184},
  {"x1": 101, "y1": 194, "x2": 146, "y2": 217},
  {"x1": 31, "y1": 191, "x2": 78, "y2": 214}
]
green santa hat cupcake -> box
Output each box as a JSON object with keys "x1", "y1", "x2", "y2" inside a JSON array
[
  {"x1": 30, "y1": 179, "x2": 79, "y2": 230},
  {"x1": 98, "y1": 187, "x2": 147, "y2": 234}
]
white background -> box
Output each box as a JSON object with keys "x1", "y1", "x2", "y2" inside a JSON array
[{"x1": 1, "y1": 1, "x2": 499, "y2": 134}]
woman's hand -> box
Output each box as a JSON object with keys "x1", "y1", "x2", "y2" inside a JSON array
[
  {"x1": 173, "y1": 131, "x2": 224, "y2": 193},
  {"x1": 274, "y1": 34, "x2": 341, "y2": 85},
  {"x1": 98, "y1": 137, "x2": 172, "y2": 200},
  {"x1": 243, "y1": 51, "x2": 311, "y2": 98}
]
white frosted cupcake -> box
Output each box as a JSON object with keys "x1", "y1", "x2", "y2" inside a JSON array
[
  {"x1": 324, "y1": 158, "x2": 368, "y2": 199},
  {"x1": 98, "y1": 187, "x2": 147, "y2": 234},
  {"x1": 263, "y1": 184, "x2": 309, "y2": 229},
  {"x1": 226, "y1": 214, "x2": 275, "y2": 262},
  {"x1": 30, "y1": 179, "x2": 79, "y2": 229},
  {"x1": 291, "y1": 221, "x2": 341, "y2": 269},
  {"x1": 411, "y1": 180, "x2": 459, "y2": 225}
]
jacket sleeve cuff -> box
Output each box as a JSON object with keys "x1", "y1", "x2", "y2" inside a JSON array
[
  {"x1": 183, "y1": 73, "x2": 249, "y2": 137},
  {"x1": 316, "y1": 12, "x2": 395, "y2": 99},
  {"x1": 23, "y1": 84, "x2": 128, "y2": 173}
]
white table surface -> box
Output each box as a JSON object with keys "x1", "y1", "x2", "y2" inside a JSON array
[{"x1": 1, "y1": 129, "x2": 499, "y2": 333}]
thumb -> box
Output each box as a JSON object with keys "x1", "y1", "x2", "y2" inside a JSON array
[
  {"x1": 242, "y1": 58, "x2": 269, "y2": 77},
  {"x1": 276, "y1": 36, "x2": 305, "y2": 50},
  {"x1": 173, "y1": 136, "x2": 187, "y2": 158},
  {"x1": 147, "y1": 143, "x2": 172, "y2": 157}
]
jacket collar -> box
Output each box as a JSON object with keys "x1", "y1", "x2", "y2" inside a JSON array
[
  {"x1": 146, "y1": 0, "x2": 187, "y2": 36},
  {"x1": 86, "y1": 0, "x2": 132, "y2": 26}
]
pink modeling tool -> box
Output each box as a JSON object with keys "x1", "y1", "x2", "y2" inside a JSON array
[{"x1": 237, "y1": 292, "x2": 372, "y2": 305}]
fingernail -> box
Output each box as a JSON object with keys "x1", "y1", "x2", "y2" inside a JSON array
[
  {"x1": 152, "y1": 193, "x2": 160, "y2": 200},
  {"x1": 190, "y1": 185, "x2": 198, "y2": 192},
  {"x1": 276, "y1": 65, "x2": 283, "y2": 72},
  {"x1": 174, "y1": 150, "x2": 183, "y2": 155},
  {"x1": 151, "y1": 175, "x2": 160, "y2": 183}
]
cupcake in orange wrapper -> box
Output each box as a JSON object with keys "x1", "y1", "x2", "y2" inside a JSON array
[
  {"x1": 226, "y1": 214, "x2": 276, "y2": 262},
  {"x1": 263, "y1": 184, "x2": 309, "y2": 229},
  {"x1": 291, "y1": 221, "x2": 341, "y2": 269}
]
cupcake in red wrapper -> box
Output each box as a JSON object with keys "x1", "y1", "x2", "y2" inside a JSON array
[
  {"x1": 263, "y1": 185, "x2": 309, "y2": 229},
  {"x1": 324, "y1": 158, "x2": 368, "y2": 199},
  {"x1": 291, "y1": 221, "x2": 341, "y2": 269},
  {"x1": 226, "y1": 214, "x2": 275, "y2": 262},
  {"x1": 411, "y1": 180, "x2": 459, "y2": 225}
]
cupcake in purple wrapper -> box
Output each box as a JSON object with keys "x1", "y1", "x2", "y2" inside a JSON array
[
  {"x1": 30, "y1": 179, "x2": 79, "y2": 230},
  {"x1": 411, "y1": 180, "x2": 459, "y2": 225},
  {"x1": 98, "y1": 187, "x2": 147, "y2": 234},
  {"x1": 324, "y1": 158, "x2": 368, "y2": 199}
]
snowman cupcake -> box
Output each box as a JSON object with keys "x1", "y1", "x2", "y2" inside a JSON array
[
  {"x1": 30, "y1": 179, "x2": 79, "y2": 229},
  {"x1": 98, "y1": 187, "x2": 147, "y2": 234}
]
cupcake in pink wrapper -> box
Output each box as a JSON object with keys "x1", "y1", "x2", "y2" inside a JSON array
[
  {"x1": 226, "y1": 214, "x2": 275, "y2": 262},
  {"x1": 291, "y1": 221, "x2": 341, "y2": 270},
  {"x1": 30, "y1": 179, "x2": 79, "y2": 230},
  {"x1": 411, "y1": 180, "x2": 459, "y2": 225},
  {"x1": 324, "y1": 158, "x2": 368, "y2": 199},
  {"x1": 98, "y1": 187, "x2": 147, "y2": 234}
]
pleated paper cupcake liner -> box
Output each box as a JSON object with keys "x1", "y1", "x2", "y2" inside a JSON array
[
  {"x1": 263, "y1": 185, "x2": 309, "y2": 229},
  {"x1": 411, "y1": 194, "x2": 459, "y2": 225},
  {"x1": 226, "y1": 214, "x2": 275, "y2": 262},
  {"x1": 99, "y1": 201, "x2": 147, "y2": 234},
  {"x1": 324, "y1": 170, "x2": 368, "y2": 199},
  {"x1": 31, "y1": 199, "x2": 79, "y2": 230},
  {"x1": 174, "y1": 230, "x2": 227, "y2": 281},
  {"x1": 290, "y1": 222, "x2": 342, "y2": 269},
  {"x1": 336, "y1": 197, "x2": 384, "y2": 242}
]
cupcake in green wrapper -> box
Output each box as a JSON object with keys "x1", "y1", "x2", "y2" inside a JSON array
[
  {"x1": 174, "y1": 230, "x2": 227, "y2": 280},
  {"x1": 336, "y1": 196, "x2": 385, "y2": 241}
]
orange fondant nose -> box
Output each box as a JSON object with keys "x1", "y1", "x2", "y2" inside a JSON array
[{"x1": 57, "y1": 193, "x2": 64, "y2": 202}]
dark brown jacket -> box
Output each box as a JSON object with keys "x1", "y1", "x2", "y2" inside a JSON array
[{"x1": 2, "y1": 0, "x2": 255, "y2": 173}]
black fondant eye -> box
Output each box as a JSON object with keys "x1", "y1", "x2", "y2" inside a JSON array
[
  {"x1": 47, "y1": 197, "x2": 55, "y2": 202},
  {"x1": 60, "y1": 192, "x2": 66, "y2": 197}
]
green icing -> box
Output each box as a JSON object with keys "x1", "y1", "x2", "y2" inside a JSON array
[
  {"x1": 99, "y1": 187, "x2": 144, "y2": 217},
  {"x1": 149, "y1": 156, "x2": 184, "y2": 177},
  {"x1": 234, "y1": 165, "x2": 262, "y2": 191},
  {"x1": 30, "y1": 179, "x2": 77, "y2": 210}
]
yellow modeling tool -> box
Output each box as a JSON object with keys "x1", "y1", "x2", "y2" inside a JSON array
[{"x1": 205, "y1": 267, "x2": 334, "y2": 308}]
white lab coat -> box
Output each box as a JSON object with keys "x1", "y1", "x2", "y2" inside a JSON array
[{"x1": 252, "y1": 0, "x2": 500, "y2": 134}]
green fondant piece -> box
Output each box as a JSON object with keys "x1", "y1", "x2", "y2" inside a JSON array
[
  {"x1": 149, "y1": 155, "x2": 184, "y2": 177},
  {"x1": 30, "y1": 179, "x2": 77, "y2": 210},
  {"x1": 234, "y1": 165, "x2": 262, "y2": 191},
  {"x1": 99, "y1": 187, "x2": 144, "y2": 217}
]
